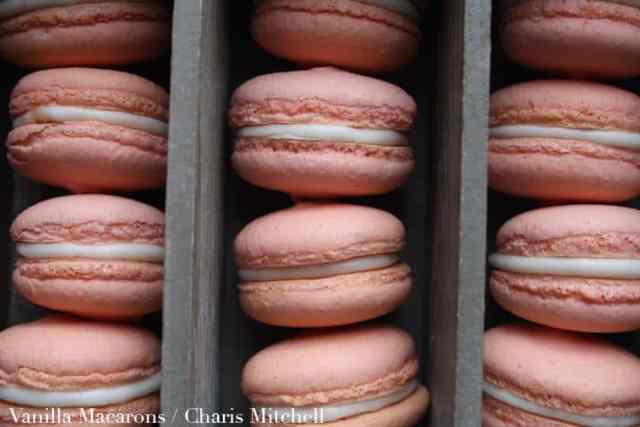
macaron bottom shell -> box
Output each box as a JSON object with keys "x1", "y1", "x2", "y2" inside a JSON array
[
  {"x1": 239, "y1": 263, "x2": 412, "y2": 327},
  {"x1": 232, "y1": 139, "x2": 414, "y2": 197},
  {"x1": 251, "y1": 385, "x2": 429, "y2": 427},
  {"x1": 483, "y1": 393, "x2": 573, "y2": 427}
]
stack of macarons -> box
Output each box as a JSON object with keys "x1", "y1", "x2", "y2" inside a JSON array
[
  {"x1": 232, "y1": 1, "x2": 429, "y2": 425},
  {"x1": 0, "y1": 1, "x2": 171, "y2": 424},
  {"x1": 485, "y1": 1, "x2": 640, "y2": 424}
]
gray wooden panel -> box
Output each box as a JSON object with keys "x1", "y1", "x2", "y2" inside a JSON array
[
  {"x1": 427, "y1": 1, "x2": 491, "y2": 426},
  {"x1": 161, "y1": 0, "x2": 228, "y2": 424}
]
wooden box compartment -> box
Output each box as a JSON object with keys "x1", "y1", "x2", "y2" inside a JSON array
[{"x1": 0, "y1": 1, "x2": 491, "y2": 426}]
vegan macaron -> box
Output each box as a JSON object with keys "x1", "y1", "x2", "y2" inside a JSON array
[
  {"x1": 489, "y1": 205, "x2": 640, "y2": 333},
  {"x1": 235, "y1": 203, "x2": 412, "y2": 327},
  {"x1": 7, "y1": 68, "x2": 168, "y2": 193},
  {"x1": 501, "y1": 0, "x2": 640, "y2": 78},
  {"x1": 11, "y1": 195, "x2": 164, "y2": 319},
  {"x1": 484, "y1": 324, "x2": 640, "y2": 426},
  {"x1": 242, "y1": 325, "x2": 429, "y2": 426},
  {"x1": 230, "y1": 67, "x2": 416, "y2": 198},
  {"x1": 0, "y1": 0, "x2": 171, "y2": 68},
  {"x1": 0, "y1": 316, "x2": 161, "y2": 426},
  {"x1": 489, "y1": 80, "x2": 640, "y2": 202},
  {"x1": 252, "y1": 0, "x2": 421, "y2": 73}
]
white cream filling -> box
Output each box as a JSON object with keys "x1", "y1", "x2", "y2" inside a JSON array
[
  {"x1": 489, "y1": 254, "x2": 640, "y2": 279},
  {"x1": 238, "y1": 124, "x2": 408, "y2": 146},
  {"x1": 484, "y1": 382, "x2": 640, "y2": 427},
  {"x1": 0, "y1": 0, "x2": 149, "y2": 19},
  {"x1": 490, "y1": 125, "x2": 640, "y2": 151},
  {"x1": 17, "y1": 243, "x2": 164, "y2": 263},
  {"x1": 238, "y1": 253, "x2": 399, "y2": 282},
  {"x1": 14, "y1": 106, "x2": 168, "y2": 137},
  {"x1": 355, "y1": 0, "x2": 420, "y2": 21},
  {"x1": 255, "y1": 380, "x2": 417, "y2": 424},
  {"x1": 0, "y1": 373, "x2": 160, "y2": 408}
]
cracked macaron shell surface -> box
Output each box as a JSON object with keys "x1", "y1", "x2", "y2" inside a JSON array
[
  {"x1": 230, "y1": 67, "x2": 416, "y2": 198},
  {"x1": 234, "y1": 203, "x2": 412, "y2": 327},
  {"x1": 483, "y1": 324, "x2": 640, "y2": 427},
  {"x1": 11, "y1": 195, "x2": 165, "y2": 319},
  {"x1": 7, "y1": 68, "x2": 169, "y2": 193},
  {"x1": 489, "y1": 205, "x2": 640, "y2": 333},
  {"x1": 0, "y1": 0, "x2": 171, "y2": 69},
  {"x1": 242, "y1": 325, "x2": 429, "y2": 427},
  {"x1": 252, "y1": 0, "x2": 421, "y2": 73},
  {"x1": 0, "y1": 316, "x2": 161, "y2": 425},
  {"x1": 501, "y1": 0, "x2": 640, "y2": 78},
  {"x1": 489, "y1": 80, "x2": 640, "y2": 202}
]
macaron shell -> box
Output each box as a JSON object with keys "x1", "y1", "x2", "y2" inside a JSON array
[
  {"x1": 252, "y1": 385, "x2": 429, "y2": 427},
  {"x1": 242, "y1": 325, "x2": 417, "y2": 406},
  {"x1": 14, "y1": 259, "x2": 163, "y2": 319},
  {"x1": 483, "y1": 393, "x2": 573, "y2": 427},
  {"x1": 8, "y1": 122, "x2": 167, "y2": 193},
  {"x1": 239, "y1": 263, "x2": 412, "y2": 327},
  {"x1": 0, "y1": 2, "x2": 171, "y2": 69},
  {"x1": 501, "y1": 0, "x2": 640, "y2": 78},
  {"x1": 11, "y1": 194, "x2": 164, "y2": 245},
  {"x1": 491, "y1": 271, "x2": 640, "y2": 333},
  {"x1": 252, "y1": 0, "x2": 420, "y2": 73},
  {"x1": 232, "y1": 139, "x2": 414, "y2": 197},
  {"x1": 0, "y1": 393, "x2": 160, "y2": 426}
]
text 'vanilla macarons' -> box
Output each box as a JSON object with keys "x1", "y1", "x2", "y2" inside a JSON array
[
  {"x1": 489, "y1": 80, "x2": 640, "y2": 202},
  {"x1": 11, "y1": 195, "x2": 164, "y2": 319},
  {"x1": 501, "y1": 0, "x2": 640, "y2": 78},
  {"x1": 489, "y1": 205, "x2": 640, "y2": 333},
  {"x1": 252, "y1": 0, "x2": 421, "y2": 73},
  {"x1": 7, "y1": 68, "x2": 169, "y2": 193},
  {"x1": 0, "y1": 316, "x2": 161, "y2": 426},
  {"x1": 230, "y1": 67, "x2": 416, "y2": 198},
  {"x1": 484, "y1": 324, "x2": 640, "y2": 426},
  {"x1": 235, "y1": 203, "x2": 412, "y2": 327},
  {"x1": 0, "y1": 0, "x2": 171, "y2": 68},
  {"x1": 242, "y1": 325, "x2": 429, "y2": 426}
]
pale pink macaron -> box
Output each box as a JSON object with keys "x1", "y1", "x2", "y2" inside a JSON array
[
  {"x1": 235, "y1": 203, "x2": 412, "y2": 327},
  {"x1": 252, "y1": 0, "x2": 421, "y2": 73},
  {"x1": 0, "y1": 0, "x2": 171, "y2": 69},
  {"x1": 489, "y1": 80, "x2": 640, "y2": 202},
  {"x1": 230, "y1": 67, "x2": 416, "y2": 198},
  {"x1": 11, "y1": 195, "x2": 164, "y2": 320},
  {"x1": 489, "y1": 204, "x2": 640, "y2": 333},
  {"x1": 7, "y1": 68, "x2": 168, "y2": 193},
  {"x1": 0, "y1": 316, "x2": 161, "y2": 426},
  {"x1": 484, "y1": 324, "x2": 640, "y2": 426},
  {"x1": 501, "y1": 0, "x2": 640, "y2": 78},
  {"x1": 242, "y1": 325, "x2": 429, "y2": 426}
]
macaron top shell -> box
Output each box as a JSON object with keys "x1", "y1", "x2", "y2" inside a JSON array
[
  {"x1": 0, "y1": 316, "x2": 160, "y2": 390},
  {"x1": 229, "y1": 67, "x2": 416, "y2": 130},
  {"x1": 11, "y1": 194, "x2": 164, "y2": 245},
  {"x1": 242, "y1": 325, "x2": 418, "y2": 406},
  {"x1": 10, "y1": 68, "x2": 169, "y2": 121},
  {"x1": 490, "y1": 80, "x2": 640, "y2": 132},
  {"x1": 485, "y1": 324, "x2": 640, "y2": 415},
  {"x1": 234, "y1": 203, "x2": 405, "y2": 269},
  {"x1": 496, "y1": 205, "x2": 640, "y2": 258}
]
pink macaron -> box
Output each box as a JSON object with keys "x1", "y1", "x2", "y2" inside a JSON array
[
  {"x1": 501, "y1": 0, "x2": 640, "y2": 79},
  {"x1": 234, "y1": 203, "x2": 412, "y2": 327},
  {"x1": 489, "y1": 80, "x2": 640, "y2": 202},
  {"x1": 11, "y1": 195, "x2": 164, "y2": 319},
  {"x1": 489, "y1": 204, "x2": 640, "y2": 333},
  {"x1": 484, "y1": 323, "x2": 640, "y2": 426},
  {"x1": 242, "y1": 325, "x2": 429, "y2": 426},
  {"x1": 230, "y1": 67, "x2": 416, "y2": 198},
  {"x1": 252, "y1": 0, "x2": 421, "y2": 73},
  {"x1": 0, "y1": 0, "x2": 171, "y2": 69},
  {"x1": 7, "y1": 68, "x2": 168, "y2": 193},
  {"x1": 0, "y1": 316, "x2": 161, "y2": 426}
]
